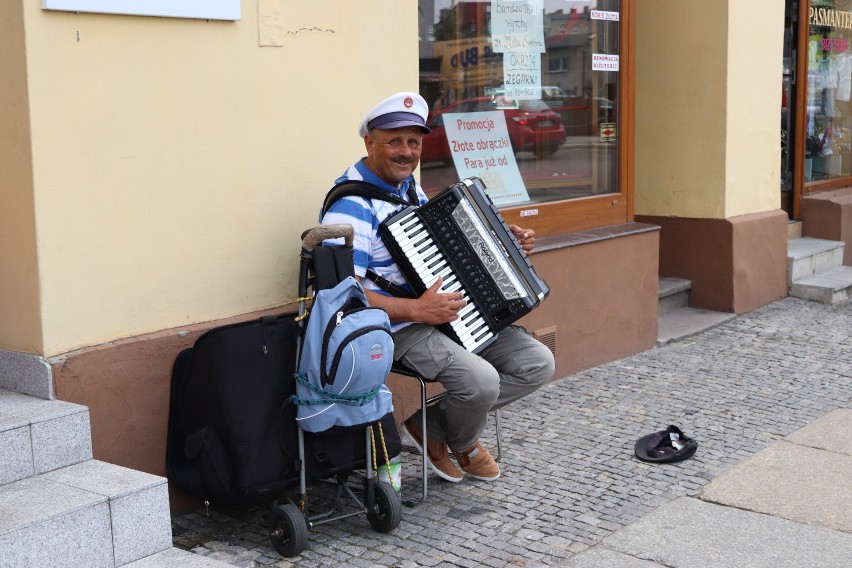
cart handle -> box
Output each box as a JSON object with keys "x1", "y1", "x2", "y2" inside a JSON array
[{"x1": 300, "y1": 224, "x2": 354, "y2": 251}]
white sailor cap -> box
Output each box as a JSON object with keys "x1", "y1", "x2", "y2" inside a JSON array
[{"x1": 358, "y1": 91, "x2": 431, "y2": 138}]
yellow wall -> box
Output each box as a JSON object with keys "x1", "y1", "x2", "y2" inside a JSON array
[
  {"x1": 725, "y1": 0, "x2": 784, "y2": 216},
  {"x1": 13, "y1": 1, "x2": 417, "y2": 357},
  {"x1": 635, "y1": 0, "x2": 782, "y2": 219},
  {"x1": 0, "y1": 1, "x2": 43, "y2": 354}
]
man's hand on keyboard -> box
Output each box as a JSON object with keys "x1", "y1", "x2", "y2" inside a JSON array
[{"x1": 417, "y1": 277, "x2": 467, "y2": 324}]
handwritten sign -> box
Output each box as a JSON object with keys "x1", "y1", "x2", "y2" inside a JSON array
[
  {"x1": 491, "y1": 0, "x2": 545, "y2": 53},
  {"x1": 503, "y1": 52, "x2": 541, "y2": 100},
  {"x1": 443, "y1": 111, "x2": 531, "y2": 206}
]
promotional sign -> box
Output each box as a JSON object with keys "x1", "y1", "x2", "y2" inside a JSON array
[{"x1": 443, "y1": 111, "x2": 530, "y2": 206}]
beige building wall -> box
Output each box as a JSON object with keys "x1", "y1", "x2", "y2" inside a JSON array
[
  {"x1": 725, "y1": 0, "x2": 783, "y2": 217},
  {"x1": 0, "y1": 1, "x2": 43, "y2": 355},
  {"x1": 635, "y1": 0, "x2": 782, "y2": 219},
  {"x1": 10, "y1": 1, "x2": 417, "y2": 357}
]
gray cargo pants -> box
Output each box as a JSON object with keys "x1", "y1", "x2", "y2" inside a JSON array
[{"x1": 392, "y1": 323, "x2": 555, "y2": 452}]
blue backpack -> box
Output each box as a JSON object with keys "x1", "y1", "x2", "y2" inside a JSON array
[{"x1": 292, "y1": 276, "x2": 394, "y2": 433}]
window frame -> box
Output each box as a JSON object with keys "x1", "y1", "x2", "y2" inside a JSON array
[
  {"x1": 419, "y1": 1, "x2": 635, "y2": 237},
  {"x1": 504, "y1": 1, "x2": 633, "y2": 235}
]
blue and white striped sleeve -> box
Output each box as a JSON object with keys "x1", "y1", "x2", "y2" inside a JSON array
[{"x1": 320, "y1": 196, "x2": 377, "y2": 277}]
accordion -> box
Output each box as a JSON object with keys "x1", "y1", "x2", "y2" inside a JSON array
[{"x1": 379, "y1": 177, "x2": 549, "y2": 354}]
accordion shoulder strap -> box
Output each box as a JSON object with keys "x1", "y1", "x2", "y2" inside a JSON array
[
  {"x1": 321, "y1": 180, "x2": 418, "y2": 218},
  {"x1": 365, "y1": 269, "x2": 416, "y2": 299},
  {"x1": 322, "y1": 180, "x2": 419, "y2": 299}
]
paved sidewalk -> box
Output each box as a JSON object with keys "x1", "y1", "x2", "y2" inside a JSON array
[
  {"x1": 568, "y1": 408, "x2": 852, "y2": 567},
  {"x1": 172, "y1": 296, "x2": 852, "y2": 567}
]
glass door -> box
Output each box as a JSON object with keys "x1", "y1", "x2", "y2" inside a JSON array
[{"x1": 802, "y1": 1, "x2": 852, "y2": 191}]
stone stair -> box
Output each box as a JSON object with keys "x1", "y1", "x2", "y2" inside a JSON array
[
  {"x1": 657, "y1": 277, "x2": 736, "y2": 346},
  {"x1": 0, "y1": 387, "x2": 230, "y2": 568},
  {"x1": 787, "y1": 237, "x2": 852, "y2": 304}
]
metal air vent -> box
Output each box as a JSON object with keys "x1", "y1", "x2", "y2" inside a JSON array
[{"x1": 533, "y1": 325, "x2": 557, "y2": 358}]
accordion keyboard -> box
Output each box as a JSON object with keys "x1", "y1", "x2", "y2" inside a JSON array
[{"x1": 380, "y1": 177, "x2": 549, "y2": 354}]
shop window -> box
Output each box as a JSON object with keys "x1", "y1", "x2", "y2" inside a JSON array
[
  {"x1": 418, "y1": 0, "x2": 631, "y2": 235},
  {"x1": 805, "y1": 1, "x2": 852, "y2": 185}
]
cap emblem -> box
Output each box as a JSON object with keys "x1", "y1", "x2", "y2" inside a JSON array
[{"x1": 403, "y1": 96, "x2": 414, "y2": 109}]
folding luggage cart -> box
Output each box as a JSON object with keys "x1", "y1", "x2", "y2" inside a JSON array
[{"x1": 167, "y1": 224, "x2": 401, "y2": 558}]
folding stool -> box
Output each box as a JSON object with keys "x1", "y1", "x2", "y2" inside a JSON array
[{"x1": 392, "y1": 363, "x2": 502, "y2": 507}]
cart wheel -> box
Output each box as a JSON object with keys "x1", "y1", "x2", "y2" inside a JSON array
[
  {"x1": 268, "y1": 503, "x2": 308, "y2": 557},
  {"x1": 366, "y1": 481, "x2": 402, "y2": 533}
]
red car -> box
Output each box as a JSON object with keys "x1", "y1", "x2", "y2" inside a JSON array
[{"x1": 421, "y1": 97, "x2": 567, "y2": 163}]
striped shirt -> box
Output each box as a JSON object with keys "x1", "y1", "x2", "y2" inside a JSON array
[{"x1": 320, "y1": 159, "x2": 428, "y2": 328}]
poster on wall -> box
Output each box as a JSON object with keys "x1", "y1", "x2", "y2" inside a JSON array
[
  {"x1": 442, "y1": 111, "x2": 531, "y2": 206},
  {"x1": 42, "y1": 0, "x2": 240, "y2": 20}
]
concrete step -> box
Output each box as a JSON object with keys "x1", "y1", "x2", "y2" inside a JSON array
[
  {"x1": 787, "y1": 237, "x2": 845, "y2": 284},
  {"x1": 657, "y1": 306, "x2": 737, "y2": 346},
  {"x1": 790, "y1": 265, "x2": 852, "y2": 305},
  {"x1": 658, "y1": 277, "x2": 735, "y2": 345},
  {"x1": 0, "y1": 349, "x2": 53, "y2": 400},
  {"x1": 658, "y1": 277, "x2": 690, "y2": 314},
  {"x1": 787, "y1": 220, "x2": 803, "y2": 240},
  {"x1": 0, "y1": 460, "x2": 173, "y2": 567},
  {"x1": 0, "y1": 388, "x2": 92, "y2": 486},
  {"x1": 124, "y1": 548, "x2": 235, "y2": 567},
  {"x1": 0, "y1": 386, "x2": 188, "y2": 567}
]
